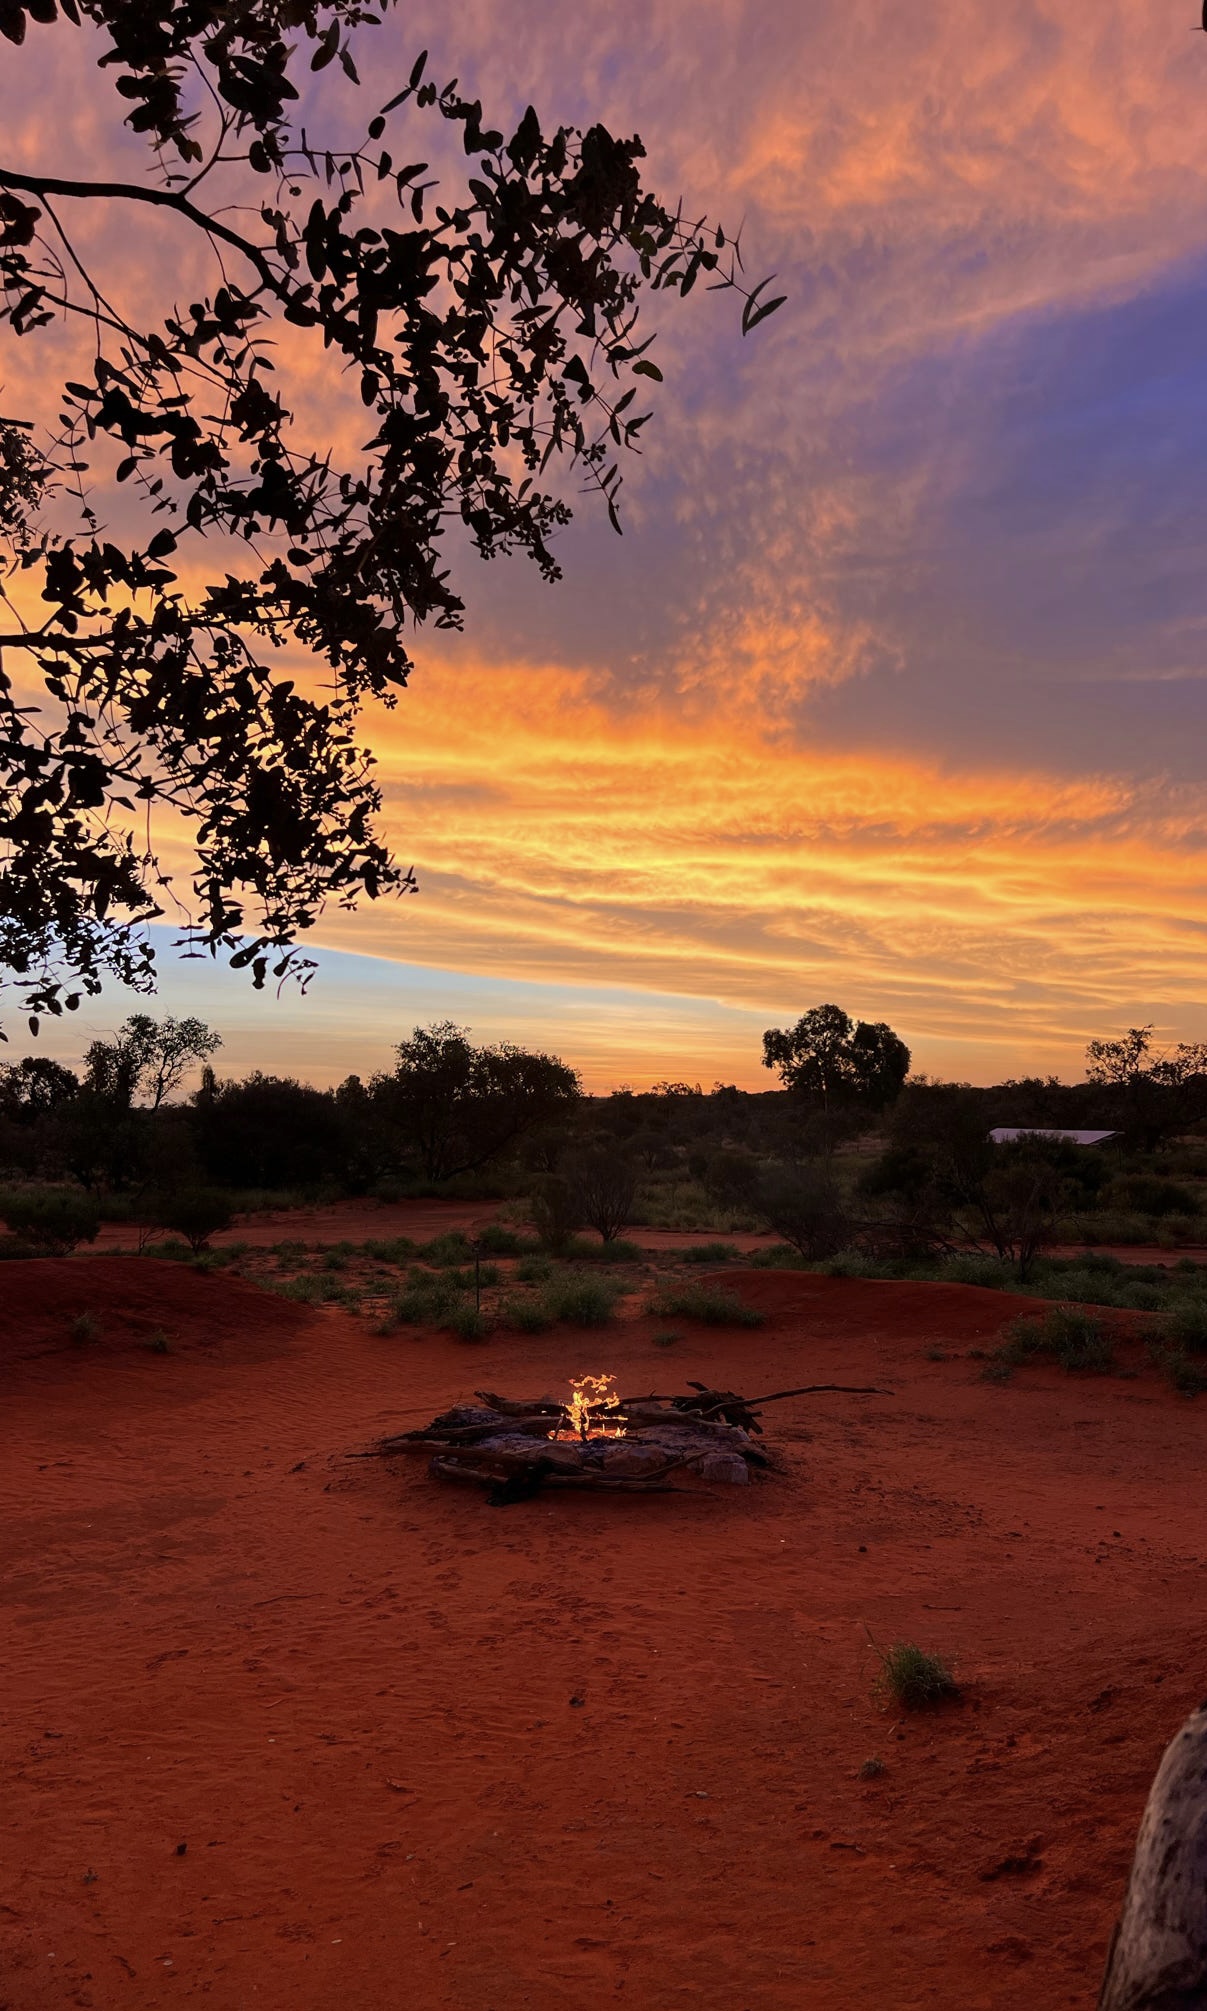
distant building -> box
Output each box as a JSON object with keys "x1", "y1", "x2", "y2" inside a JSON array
[{"x1": 988, "y1": 1127, "x2": 1118, "y2": 1147}]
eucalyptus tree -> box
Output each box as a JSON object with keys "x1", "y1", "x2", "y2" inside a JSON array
[{"x1": 0, "y1": 0, "x2": 781, "y2": 1034}]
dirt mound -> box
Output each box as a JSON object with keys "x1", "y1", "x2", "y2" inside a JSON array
[
  {"x1": 1, "y1": 1255, "x2": 312, "y2": 1361},
  {"x1": 718, "y1": 1267, "x2": 1081, "y2": 1346}
]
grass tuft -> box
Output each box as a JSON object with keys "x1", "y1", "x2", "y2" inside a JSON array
[
  {"x1": 540, "y1": 1273, "x2": 621, "y2": 1327},
  {"x1": 984, "y1": 1305, "x2": 1114, "y2": 1382},
  {"x1": 500, "y1": 1293, "x2": 556, "y2": 1334},
  {"x1": 876, "y1": 1641, "x2": 960, "y2": 1711},
  {"x1": 646, "y1": 1281, "x2": 765, "y2": 1327}
]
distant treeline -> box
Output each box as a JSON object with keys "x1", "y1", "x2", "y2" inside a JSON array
[{"x1": 4, "y1": 1008, "x2": 1207, "y2": 1277}]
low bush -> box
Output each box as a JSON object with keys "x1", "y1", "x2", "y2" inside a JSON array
[
  {"x1": 69, "y1": 1310, "x2": 102, "y2": 1345},
  {"x1": 682, "y1": 1241, "x2": 740, "y2": 1264},
  {"x1": 386, "y1": 1273, "x2": 466, "y2": 1325},
  {"x1": 561, "y1": 1234, "x2": 644, "y2": 1264},
  {"x1": 1154, "y1": 1346, "x2": 1207, "y2": 1397},
  {"x1": 159, "y1": 1188, "x2": 234, "y2": 1254},
  {"x1": 476, "y1": 1223, "x2": 537, "y2": 1257},
  {"x1": 1155, "y1": 1296, "x2": 1207, "y2": 1355},
  {"x1": 541, "y1": 1273, "x2": 621, "y2": 1327},
  {"x1": 817, "y1": 1249, "x2": 884, "y2": 1279},
  {"x1": 515, "y1": 1254, "x2": 553, "y2": 1284},
  {"x1": 1, "y1": 1187, "x2": 101, "y2": 1255},
  {"x1": 415, "y1": 1231, "x2": 474, "y2": 1267},
  {"x1": 987, "y1": 1305, "x2": 1115, "y2": 1380},
  {"x1": 447, "y1": 1303, "x2": 494, "y2": 1342},
  {"x1": 272, "y1": 1274, "x2": 362, "y2": 1309},
  {"x1": 362, "y1": 1236, "x2": 416, "y2": 1265},
  {"x1": 500, "y1": 1292, "x2": 556, "y2": 1333},
  {"x1": 646, "y1": 1281, "x2": 765, "y2": 1327},
  {"x1": 448, "y1": 1261, "x2": 502, "y2": 1292},
  {"x1": 876, "y1": 1642, "x2": 960, "y2": 1710},
  {"x1": 747, "y1": 1243, "x2": 807, "y2": 1269}
]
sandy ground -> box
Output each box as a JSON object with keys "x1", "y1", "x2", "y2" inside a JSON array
[
  {"x1": 87, "y1": 1196, "x2": 1207, "y2": 1267},
  {"x1": 88, "y1": 1196, "x2": 782, "y2": 1257},
  {"x1": 4, "y1": 1259, "x2": 1207, "y2": 2010}
]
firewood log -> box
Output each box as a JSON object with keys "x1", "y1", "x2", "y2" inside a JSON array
[{"x1": 1098, "y1": 1702, "x2": 1207, "y2": 2010}]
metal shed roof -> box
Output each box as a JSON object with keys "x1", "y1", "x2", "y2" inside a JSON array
[{"x1": 988, "y1": 1126, "x2": 1118, "y2": 1146}]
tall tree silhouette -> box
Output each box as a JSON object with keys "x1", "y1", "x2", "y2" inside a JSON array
[{"x1": 0, "y1": 0, "x2": 782, "y2": 1032}]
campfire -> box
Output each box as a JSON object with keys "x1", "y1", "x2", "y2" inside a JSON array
[{"x1": 366, "y1": 1375, "x2": 885, "y2": 1502}]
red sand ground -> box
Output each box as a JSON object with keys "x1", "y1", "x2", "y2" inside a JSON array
[
  {"x1": 90, "y1": 1196, "x2": 782, "y2": 1256},
  {"x1": 4, "y1": 1260, "x2": 1207, "y2": 2010}
]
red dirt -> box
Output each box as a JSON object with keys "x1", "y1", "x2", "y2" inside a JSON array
[
  {"x1": 91, "y1": 1197, "x2": 510, "y2": 1252},
  {"x1": 91, "y1": 1198, "x2": 780, "y2": 1255},
  {"x1": 4, "y1": 1264, "x2": 1206, "y2": 2010}
]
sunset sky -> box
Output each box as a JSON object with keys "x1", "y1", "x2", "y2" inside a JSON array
[{"x1": 6, "y1": 0, "x2": 1207, "y2": 1090}]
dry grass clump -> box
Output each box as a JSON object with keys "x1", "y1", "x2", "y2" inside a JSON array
[
  {"x1": 876, "y1": 1641, "x2": 960, "y2": 1711},
  {"x1": 983, "y1": 1305, "x2": 1114, "y2": 1382},
  {"x1": 646, "y1": 1281, "x2": 764, "y2": 1327}
]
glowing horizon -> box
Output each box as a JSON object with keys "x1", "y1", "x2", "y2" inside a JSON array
[{"x1": 4, "y1": 1, "x2": 1207, "y2": 1089}]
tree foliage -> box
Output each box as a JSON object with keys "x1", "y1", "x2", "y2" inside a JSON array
[
  {"x1": 84, "y1": 1011, "x2": 221, "y2": 1108},
  {"x1": 762, "y1": 1004, "x2": 911, "y2": 1114},
  {"x1": 0, "y1": 0, "x2": 781, "y2": 1031},
  {"x1": 373, "y1": 1020, "x2": 579, "y2": 1183},
  {"x1": 1084, "y1": 1026, "x2": 1207, "y2": 1148}
]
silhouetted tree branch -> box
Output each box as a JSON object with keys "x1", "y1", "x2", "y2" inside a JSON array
[{"x1": 0, "y1": 0, "x2": 783, "y2": 1034}]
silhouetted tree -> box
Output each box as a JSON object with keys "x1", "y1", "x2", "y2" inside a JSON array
[
  {"x1": 83, "y1": 1013, "x2": 221, "y2": 1110},
  {"x1": 0, "y1": 1053, "x2": 78, "y2": 1119},
  {"x1": 762, "y1": 1005, "x2": 911, "y2": 1121},
  {"x1": 1085, "y1": 1026, "x2": 1207, "y2": 1149},
  {"x1": 373, "y1": 1021, "x2": 580, "y2": 1182},
  {"x1": 193, "y1": 1071, "x2": 350, "y2": 1190},
  {"x1": 571, "y1": 1148, "x2": 636, "y2": 1243},
  {"x1": 0, "y1": 0, "x2": 781, "y2": 1030}
]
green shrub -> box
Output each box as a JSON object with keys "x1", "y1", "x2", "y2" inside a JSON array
[
  {"x1": 818, "y1": 1248, "x2": 883, "y2": 1279},
  {"x1": 272, "y1": 1274, "x2": 362, "y2": 1309},
  {"x1": 477, "y1": 1223, "x2": 535, "y2": 1256},
  {"x1": 747, "y1": 1243, "x2": 806, "y2": 1269},
  {"x1": 938, "y1": 1253, "x2": 1014, "y2": 1290},
  {"x1": 362, "y1": 1236, "x2": 416, "y2": 1265},
  {"x1": 159, "y1": 1188, "x2": 234, "y2": 1254},
  {"x1": 386, "y1": 1273, "x2": 466, "y2": 1325},
  {"x1": 515, "y1": 1254, "x2": 552, "y2": 1284},
  {"x1": 540, "y1": 1273, "x2": 621, "y2": 1327},
  {"x1": 876, "y1": 1642, "x2": 960, "y2": 1710},
  {"x1": 448, "y1": 1262, "x2": 501, "y2": 1291},
  {"x1": 1156, "y1": 1347, "x2": 1207, "y2": 1397},
  {"x1": 68, "y1": 1310, "x2": 102, "y2": 1345},
  {"x1": 652, "y1": 1330, "x2": 682, "y2": 1348},
  {"x1": 646, "y1": 1281, "x2": 765, "y2": 1327},
  {"x1": 447, "y1": 1303, "x2": 494, "y2": 1342},
  {"x1": 988, "y1": 1305, "x2": 1114, "y2": 1380},
  {"x1": 415, "y1": 1231, "x2": 474, "y2": 1267},
  {"x1": 500, "y1": 1292, "x2": 556, "y2": 1333},
  {"x1": 1, "y1": 1187, "x2": 101, "y2": 1255},
  {"x1": 562, "y1": 1234, "x2": 643, "y2": 1263},
  {"x1": 530, "y1": 1173, "x2": 583, "y2": 1254},
  {"x1": 682, "y1": 1241, "x2": 740, "y2": 1264},
  {"x1": 1157, "y1": 1296, "x2": 1207, "y2": 1355}
]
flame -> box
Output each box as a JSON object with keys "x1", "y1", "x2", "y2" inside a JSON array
[{"x1": 563, "y1": 1373, "x2": 624, "y2": 1440}]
